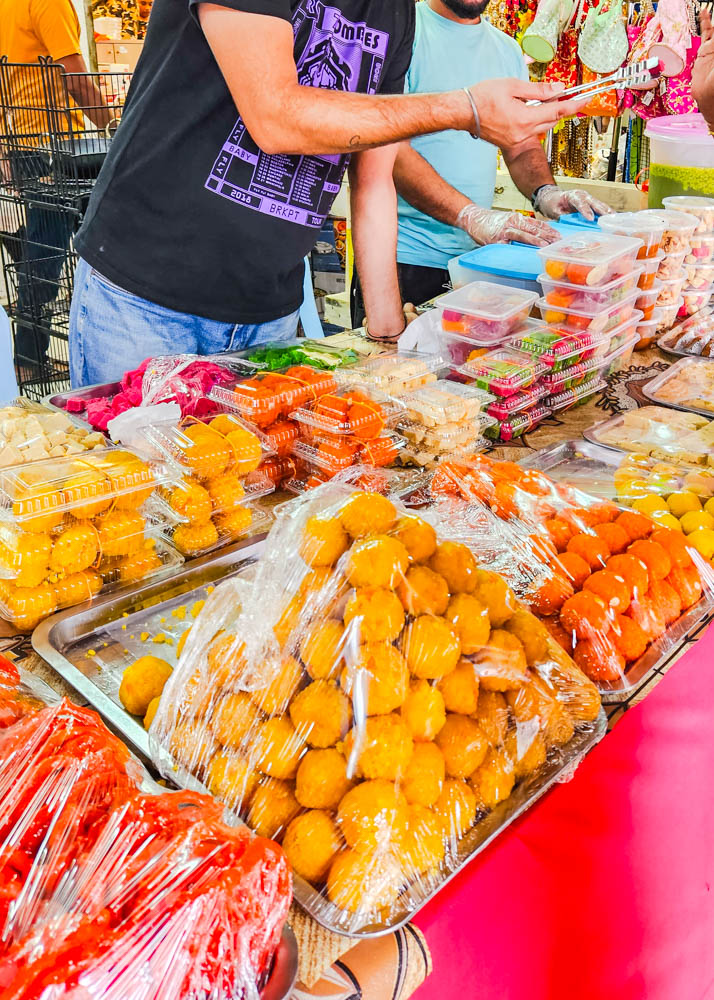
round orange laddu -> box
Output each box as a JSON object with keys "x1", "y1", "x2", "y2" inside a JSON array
[
  {"x1": 560, "y1": 591, "x2": 610, "y2": 640},
  {"x1": 429, "y1": 541, "x2": 478, "y2": 594},
  {"x1": 606, "y1": 554, "x2": 650, "y2": 600},
  {"x1": 295, "y1": 747, "x2": 353, "y2": 810},
  {"x1": 611, "y1": 613, "x2": 649, "y2": 662},
  {"x1": 338, "y1": 492, "x2": 397, "y2": 538},
  {"x1": 341, "y1": 643, "x2": 409, "y2": 716},
  {"x1": 337, "y1": 778, "x2": 408, "y2": 852},
  {"x1": 393, "y1": 515, "x2": 437, "y2": 562},
  {"x1": 343, "y1": 712, "x2": 414, "y2": 781},
  {"x1": 435, "y1": 713, "x2": 488, "y2": 779},
  {"x1": 401, "y1": 615, "x2": 461, "y2": 679},
  {"x1": 401, "y1": 742, "x2": 445, "y2": 808},
  {"x1": 445, "y1": 593, "x2": 490, "y2": 654},
  {"x1": 566, "y1": 533, "x2": 610, "y2": 571},
  {"x1": 401, "y1": 804, "x2": 446, "y2": 876},
  {"x1": 343, "y1": 587, "x2": 405, "y2": 643},
  {"x1": 647, "y1": 580, "x2": 682, "y2": 626},
  {"x1": 289, "y1": 680, "x2": 353, "y2": 748},
  {"x1": 593, "y1": 521, "x2": 630, "y2": 556},
  {"x1": 583, "y1": 570, "x2": 631, "y2": 613},
  {"x1": 574, "y1": 634, "x2": 626, "y2": 683},
  {"x1": 437, "y1": 658, "x2": 480, "y2": 715},
  {"x1": 283, "y1": 810, "x2": 342, "y2": 884},
  {"x1": 346, "y1": 535, "x2": 409, "y2": 590},
  {"x1": 299, "y1": 515, "x2": 349, "y2": 568},
  {"x1": 300, "y1": 620, "x2": 345, "y2": 680},
  {"x1": 400, "y1": 679, "x2": 446, "y2": 742},
  {"x1": 397, "y1": 564, "x2": 450, "y2": 617}
]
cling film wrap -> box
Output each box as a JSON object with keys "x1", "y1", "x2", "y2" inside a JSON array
[
  {"x1": 0, "y1": 657, "x2": 59, "y2": 730},
  {"x1": 427, "y1": 454, "x2": 714, "y2": 694},
  {"x1": 0, "y1": 449, "x2": 183, "y2": 630},
  {"x1": 589, "y1": 405, "x2": 714, "y2": 466},
  {"x1": 149, "y1": 485, "x2": 603, "y2": 934},
  {"x1": 137, "y1": 353, "x2": 254, "y2": 416},
  {"x1": 0, "y1": 699, "x2": 291, "y2": 998}
]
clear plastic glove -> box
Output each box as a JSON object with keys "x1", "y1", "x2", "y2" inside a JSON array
[
  {"x1": 533, "y1": 184, "x2": 613, "y2": 221},
  {"x1": 456, "y1": 203, "x2": 560, "y2": 248}
]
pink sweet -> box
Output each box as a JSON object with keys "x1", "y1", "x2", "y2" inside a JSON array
[{"x1": 65, "y1": 398, "x2": 87, "y2": 413}]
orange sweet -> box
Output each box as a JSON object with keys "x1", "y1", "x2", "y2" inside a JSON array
[
  {"x1": 491, "y1": 482, "x2": 521, "y2": 520},
  {"x1": 611, "y1": 613, "x2": 649, "y2": 662},
  {"x1": 400, "y1": 616, "x2": 461, "y2": 679},
  {"x1": 429, "y1": 542, "x2": 478, "y2": 594},
  {"x1": 168, "y1": 479, "x2": 212, "y2": 525},
  {"x1": 647, "y1": 580, "x2": 682, "y2": 627},
  {"x1": 666, "y1": 565, "x2": 703, "y2": 610},
  {"x1": 566, "y1": 533, "x2": 610, "y2": 570},
  {"x1": 542, "y1": 615, "x2": 575, "y2": 654},
  {"x1": 565, "y1": 262, "x2": 591, "y2": 285},
  {"x1": 49, "y1": 522, "x2": 99, "y2": 574},
  {"x1": 393, "y1": 515, "x2": 437, "y2": 563},
  {"x1": 627, "y1": 595, "x2": 666, "y2": 642},
  {"x1": 593, "y1": 522, "x2": 630, "y2": 556},
  {"x1": 627, "y1": 540, "x2": 672, "y2": 582},
  {"x1": 551, "y1": 552, "x2": 591, "y2": 591},
  {"x1": 544, "y1": 517, "x2": 576, "y2": 553},
  {"x1": 606, "y1": 554, "x2": 649, "y2": 600},
  {"x1": 583, "y1": 570, "x2": 631, "y2": 613},
  {"x1": 397, "y1": 565, "x2": 450, "y2": 617},
  {"x1": 529, "y1": 572, "x2": 574, "y2": 616},
  {"x1": 616, "y1": 510, "x2": 653, "y2": 543},
  {"x1": 560, "y1": 592, "x2": 610, "y2": 639},
  {"x1": 650, "y1": 528, "x2": 695, "y2": 570},
  {"x1": 574, "y1": 635, "x2": 626, "y2": 683},
  {"x1": 545, "y1": 259, "x2": 567, "y2": 280},
  {"x1": 562, "y1": 507, "x2": 599, "y2": 531},
  {"x1": 346, "y1": 535, "x2": 409, "y2": 590},
  {"x1": 588, "y1": 501, "x2": 620, "y2": 524},
  {"x1": 546, "y1": 288, "x2": 576, "y2": 309}
]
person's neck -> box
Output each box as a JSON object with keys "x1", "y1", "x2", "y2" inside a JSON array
[{"x1": 428, "y1": 0, "x2": 481, "y2": 24}]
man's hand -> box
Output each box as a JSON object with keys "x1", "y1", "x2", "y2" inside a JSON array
[
  {"x1": 456, "y1": 204, "x2": 559, "y2": 247},
  {"x1": 467, "y1": 80, "x2": 589, "y2": 154},
  {"x1": 693, "y1": 10, "x2": 714, "y2": 131},
  {"x1": 533, "y1": 185, "x2": 612, "y2": 221}
]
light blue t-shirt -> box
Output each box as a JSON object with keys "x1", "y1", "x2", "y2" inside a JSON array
[{"x1": 397, "y1": 3, "x2": 529, "y2": 270}]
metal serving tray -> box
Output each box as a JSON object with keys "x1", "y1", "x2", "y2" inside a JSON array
[
  {"x1": 657, "y1": 307, "x2": 714, "y2": 359},
  {"x1": 583, "y1": 411, "x2": 714, "y2": 463},
  {"x1": 33, "y1": 536, "x2": 266, "y2": 762},
  {"x1": 520, "y1": 439, "x2": 714, "y2": 702},
  {"x1": 34, "y1": 531, "x2": 608, "y2": 939},
  {"x1": 642, "y1": 357, "x2": 714, "y2": 420}
]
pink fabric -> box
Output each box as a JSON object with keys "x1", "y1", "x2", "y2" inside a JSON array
[{"x1": 414, "y1": 624, "x2": 714, "y2": 1000}]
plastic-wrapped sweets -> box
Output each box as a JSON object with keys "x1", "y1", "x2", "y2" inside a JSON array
[
  {"x1": 0, "y1": 699, "x2": 291, "y2": 1000},
  {"x1": 149, "y1": 486, "x2": 602, "y2": 934},
  {"x1": 428, "y1": 454, "x2": 714, "y2": 690}
]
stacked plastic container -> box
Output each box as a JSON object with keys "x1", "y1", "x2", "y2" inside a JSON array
[
  {"x1": 0, "y1": 448, "x2": 182, "y2": 630},
  {"x1": 662, "y1": 197, "x2": 714, "y2": 322},
  {"x1": 393, "y1": 381, "x2": 497, "y2": 468},
  {"x1": 434, "y1": 281, "x2": 539, "y2": 365}
]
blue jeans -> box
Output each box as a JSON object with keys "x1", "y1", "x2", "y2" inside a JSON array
[{"x1": 69, "y1": 257, "x2": 300, "y2": 387}]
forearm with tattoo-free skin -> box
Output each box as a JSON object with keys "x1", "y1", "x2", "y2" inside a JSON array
[
  {"x1": 197, "y1": 5, "x2": 590, "y2": 156},
  {"x1": 502, "y1": 142, "x2": 555, "y2": 201},
  {"x1": 349, "y1": 148, "x2": 405, "y2": 341},
  {"x1": 393, "y1": 142, "x2": 471, "y2": 227}
]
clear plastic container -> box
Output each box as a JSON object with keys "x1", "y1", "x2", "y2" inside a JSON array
[
  {"x1": 210, "y1": 367, "x2": 339, "y2": 427},
  {"x1": 656, "y1": 274, "x2": 686, "y2": 306},
  {"x1": 636, "y1": 280, "x2": 663, "y2": 322},
  {"x1": 339, "y1": 351, "x2": 443, "y2": 394},
  {"x1": 544, "y1": 378, "x2": 606, "y2": 413},
  {"x1": 662, "y1": 196, "x2": 714, "y2": 234},
  {"x1": 538, "y1": 267, "x2": 642, "y2": 313},
  {"x1": 537, "y1": 331, "x2": 639, "y2": 390},
  {"x1": 0, "y1": 399, "x2": 106, "y2": 468},
  {"x1": 259, "y1": 454, "x2": 298, "y2": 489},
  {"x1": 457, "y1": 348, "x2": 549, "y2": 397},
  {"x1": 140, "y1": 414, "x2": 268, "y2": 483},
  {"x1": 656, "y1": 296, "x2": 685, "y2": 331},
  {"x1": 635, "y1": 313, "x2": 660, "y2": 350},
  {"x1": 436, "y1": 281, "x2": 539, "y2": 345},
  {"x1": 650, "y1": 209, "x2": 700, "y2": 252},
  {"x1": 685, "y1": 232, "x2": 714, "y2": 265},
  {"x1": 486, "y1": 382, "x2": 549, "y2": 419},
  {"x1": 249, "y1": 419, "x2": 301, "y2": 458},
  {"x1": 168, "y1": 502, "x2": 272, "y2": 558},
  {"x1": 399, "y1": 381, "x2": 492, "y2": 427},
  {"x1": 538, "y1": 233, "x2": 643, "y2": 288},
  {"x1": 399, "y1": 418, "x2": 493, "y2": 468},
  {"x1": 535, "y1": 288, "x2": 639, "y2": 334},
  {"x1": 656, "y1": 249, "x2": 686, "y2": 280},
  {"x1": 292, "y1": 431, "x2": 404, "y2": 474},
  {"x1": 639, "y1": 251, "x2": 665, "y2": 289},
  {"x1": 683, "y1": 261, "x2": 714, "y2": 289},
  {"x1": 291, "y1": 385, "x2": 405, "y2": 438},
  {"x1": 680, "y1": 285, "x2": 713, "y2": 318},
  {"x1": 659, "y1": 307, "x2": 714, "y2": 357},
  {"x1": 599, "y1": 212, "x2": 664, "y2": 259},
  {"x1": 509, "y1": 326, "x2": 619, "y2": 370},
  {"x1": 484, "y1": 404, "x2": 551, "y2": 442}
]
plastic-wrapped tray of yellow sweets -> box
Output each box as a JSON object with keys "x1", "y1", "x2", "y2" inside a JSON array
[
  {"x1": 144, "y1": 485, "x2": 607, "y2": 938},
  {"x1": 32, "y1": 535, "x2": 264, "y2": 763}
]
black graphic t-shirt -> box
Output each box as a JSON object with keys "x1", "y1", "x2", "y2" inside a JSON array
[{"x1": 75, "y1": 0, "x2": 416, "y2": 323}]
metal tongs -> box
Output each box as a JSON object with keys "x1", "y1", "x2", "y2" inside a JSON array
[{"x1": 526, "y1": 57, "x2": 661, "y2": 106}]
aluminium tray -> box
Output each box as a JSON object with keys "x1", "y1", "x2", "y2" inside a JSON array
[
  {"x1": 34, "y1": 536, "x2": 608, "y2": 939},
  {"x1": 519, "y1": 439, "x2": 714, "y2": 702},
  {"x1": 642, "y1": 357, "x2": 714, "y2": 420},
  {"x1": 33, "y1": 535, "x2": 266, "y2": 762}
]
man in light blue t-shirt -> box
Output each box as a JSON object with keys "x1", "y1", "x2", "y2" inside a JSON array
[{"x1": 393, "y1": 0, "x2": 611, "y2": 306}]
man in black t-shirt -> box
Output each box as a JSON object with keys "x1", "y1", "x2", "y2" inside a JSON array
[{"x1": 70, "y1": 0, "x2": 586, "y2": 387}]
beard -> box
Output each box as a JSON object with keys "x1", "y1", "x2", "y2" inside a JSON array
[{"x1": 440, "y1": 0, "x2": 491, "y2": 18}]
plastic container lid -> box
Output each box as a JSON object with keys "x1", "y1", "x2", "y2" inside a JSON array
[
  {"x1": 210, "y1": 367, "x2": 339, "y2": 426},
  {"x1": 636, "y1": 279, "x2": 663, "y2": 305},
  {"x1": 458, "y1": 243, "x2": 541, "y2": 282},
  {"x1": 662, "y1": 196, "x2": 714, "y2": 216},
  {"x1": 538, "y1": 232, "x2": 643, "y2": 287},
  {"x1": 539, "y1": 265, "x2": 642, "y2": 302},
  {"x1": 400, "y1": 417, "x2": 494, "y2": 455},
  {"x1": 648, "y1": 208, "x2": 700, "y2": 234},
  {"x1": 399, "y1": 380, "x2": 493, "y2": 427},
  {"x1": 291, "y1": 385, "x2": 405, "y2": 438},
  {"x1": 599, "y1": 212, "x2": 665, "y2": 240},
  {"x1": 139, "y1": 414, "x2": 267, "y2": 482},
  {"x1": 437, "y1": 281, "x2": 539, "y2": 344},
  {"x1": 544, "y1": 378, "x2": 606, "y2": 413},
  {"x1": 646, "y1": 113, "x2": 714, "y2": 145},
  {"x1": 338, "y1": 351, "x2": 444, "y2": 394},
  {"x1": 485, "y1": 382, "x2": 549, "y2": 419},
  {"x1": 509, "y1": 326, "x2": 617, "y2": 370},
  {"x1": 535, "y1": 288, "x2": 639, "y2": 330},
  {"x1": 457, "y1": 348, "x2": 549, "y2": 397}
]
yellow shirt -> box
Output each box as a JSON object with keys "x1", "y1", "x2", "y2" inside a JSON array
[{"x1": 0, "y1": 0, "x2": 83, "y2": 142}]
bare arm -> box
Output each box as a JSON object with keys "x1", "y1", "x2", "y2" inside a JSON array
[
  {"x1": 502, "y1": 142, "x2": 555, "y2": 201},
  {"x1": 197, "y1": 4, "x2": 589, "y2": 157},
  {"x1": 349, "y1": 147, "x2": 405, "y2": 342},
  {"x1": 57, "y1": 53, "x2": 113, "y2": 130},
  {"x1": 393, "y1": 142, "x2": 470, "y2": 227}
]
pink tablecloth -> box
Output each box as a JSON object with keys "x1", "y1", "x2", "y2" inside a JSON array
[{"x1": 414, "y1": 625, "x2": 714, "y2": 1000}]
